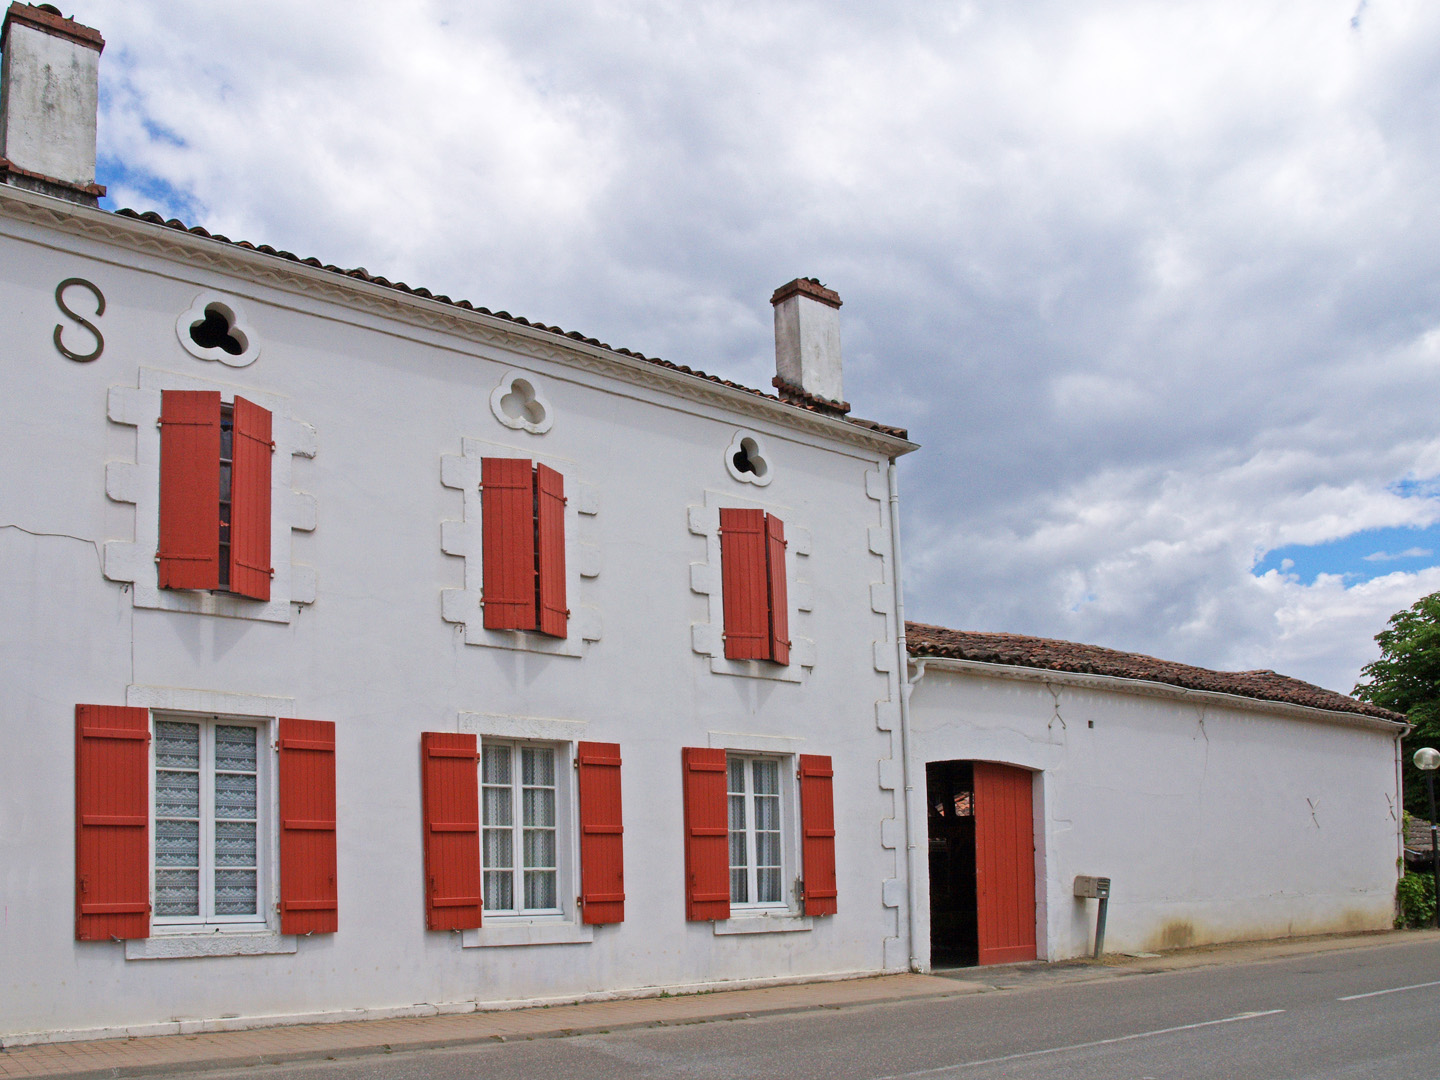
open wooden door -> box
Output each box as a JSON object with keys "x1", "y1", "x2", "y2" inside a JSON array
[{"x1": 973, "y1": 762, "x2": 1037, "y2": 964}]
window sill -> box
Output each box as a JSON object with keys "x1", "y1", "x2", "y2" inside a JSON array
[
  {"x1": 462, "y1": 921, "x2": 594, "y2": 948},
  {"x1": 713, "y1": 913, "x2": 813, "y2": 936},
  {"x1": 125, "y1": 931, "x2": 296, "y2": 961}
]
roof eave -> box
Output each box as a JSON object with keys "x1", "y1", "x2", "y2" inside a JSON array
[
  {"x1": 0, "y1": 185, "x2": 918, "y2": 458},
  {"x1": 909, "y1": 654, "x2": 1407, "y2": 733}
]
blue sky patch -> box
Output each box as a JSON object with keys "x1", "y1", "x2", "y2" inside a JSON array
[
  {"x1": 1254, "y1": 523, "x2": 1440, "y2": 585},
  {"x1": 97, "y1": 155, "x2": 204, "y2": 222}
]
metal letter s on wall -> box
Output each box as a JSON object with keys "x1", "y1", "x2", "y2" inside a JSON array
[{"x1": 54, "y1": 277, "x2": 105, "y2": 362}]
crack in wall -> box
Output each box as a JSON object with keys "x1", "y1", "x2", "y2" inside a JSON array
[{"x1": 0, "y1": 523, "x2": 104, "y2": 574}]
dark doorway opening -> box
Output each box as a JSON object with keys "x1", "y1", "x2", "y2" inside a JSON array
[{"x1": 927, "y1": 760, "x2": 978, "y2": 966}]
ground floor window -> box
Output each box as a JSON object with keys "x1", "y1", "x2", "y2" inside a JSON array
[
  {"x1": 152, "y1": 717, "x2": 266, "y2": 928},
  {"x1": 482, "y1": 741, "x2": 561, "y2": 914},
  {"x1": 728, "y1": 754, "x2": 786, "y2": 908}
]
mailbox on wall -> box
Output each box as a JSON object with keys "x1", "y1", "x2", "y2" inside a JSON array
[
  {"x1": 1073, "y1": 875, "x2": 1112, "y2": 957},
  {"x1": 1073, "y1": 875, "x2": 1111, "y2": 899}
]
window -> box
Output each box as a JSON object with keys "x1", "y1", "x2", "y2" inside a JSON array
[
  {"x1": 481, "y1": 457, "x2": 567, "y2": 637},
  {"x1": 719, "y1": 508, "x2": 789, "y2": 663},
  {"x1": 683, "y1": 747, "x2": 836, "y2": 921},
  {"x1": 482, "y1": 741, "x2": 561, "y2": 915},
  {"x1": 728, "y1": 755, "x2": 785, "y2": 908},
  {"x1": 158, "y1": 389, "x2": 273, "y2": 600},
  {"x1": 153, "y1": 717, "x2": 265, "y2": 928},
  {"x1": 75, "y1": 705, "x2": 338, "y2": 942},
  {"x1": 420, "y1": 733, "x2": 624, "y2": 930}
]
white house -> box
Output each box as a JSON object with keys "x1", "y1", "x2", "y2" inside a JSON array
[
  {"x1": 0, "y1": 2, "x2": 1408, "y2": 1047},
  {"x1": 0, "y1": 3, "x2": 918, "y2": 1045}
]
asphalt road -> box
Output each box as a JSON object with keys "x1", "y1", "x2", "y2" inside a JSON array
[{"x1": 196, "y1": 937, "x2": 1440, "y2": 1080}]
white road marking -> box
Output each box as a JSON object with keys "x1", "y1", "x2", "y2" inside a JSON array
[
  {"x1": 866, "y1": 1010, "x2": 1286, "y2": 1079},
  {"x1": 1337, "y1": 979, "x2": 1440, "y2": 1001}
]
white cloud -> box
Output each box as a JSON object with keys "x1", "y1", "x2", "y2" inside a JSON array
[
  {"x1": 80, "y1": 0, "x2": 1440, "y2": 693},
  {"x1": 1363, "y1": 547, "x2": 1433, "y2": 562}
]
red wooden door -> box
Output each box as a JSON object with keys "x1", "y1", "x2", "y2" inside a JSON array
[{"x1": 973, "y1": 762, "x2": 1037, "y2": 965}]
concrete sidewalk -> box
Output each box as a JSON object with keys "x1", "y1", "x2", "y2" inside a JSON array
[{"x1": 3, "y1": 929, "x2": 1434, "y2": 1079}]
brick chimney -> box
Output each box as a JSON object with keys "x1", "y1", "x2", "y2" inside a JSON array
[
  {"x1": 771, "y1": 278, "x2": 849, "y2": 415},
  {"x1": 0, "y1": 3, "x2": 105, "y2": 204}
]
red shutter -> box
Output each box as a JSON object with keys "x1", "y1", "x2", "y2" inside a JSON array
[
  {"x1": 720, "y1": 508, "x2": 769, "y2": 660},
  {"x1": 764, "y1": 513, "x2": 790, "y2": 665},
  {"x1": 482, "y1": 457, "x2": 537, "y2": 630},
  {"x1": 682, "y1": 747, "x2": 730, "y2": 920},
  {"x1": 75, "y1": 705, "x2": 151, "y2": 941},
  {"x1": 798, "y1": 754, "x2": 837, "y2": 916},
  {"x1": 421, "y1": 732, "x2": 483, "y2": 930},
  {"x1": 535, "y1": 463, "x2": 568, "y2": 639},
  {"x1": 577, "y1": 741, "x2": 624, "y2": 925},
  {"x1": 229, "y1": 396, "x2": 273, "y2": 601},
  {"x1": 278, "y1": 718, "x2": 338, "y2": 934},
  {"x1": 158, "y1": 389, "x2": 221, "y2": 590}
]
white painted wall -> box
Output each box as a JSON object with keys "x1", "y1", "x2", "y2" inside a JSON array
[
  {"x1": 0, "y1": 188, "x2": 912, "y2": 1043},
  {"x1": 907, "y1": 663, "x2": 1403, "y2": 964}
]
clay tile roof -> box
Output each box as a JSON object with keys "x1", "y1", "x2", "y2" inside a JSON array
[
  {"x1": 108, "y1": 207, "x2": 910, "y2": 443},
  {"x1": 905, "y1": 621, "x2": 1405, "y2": 723}
]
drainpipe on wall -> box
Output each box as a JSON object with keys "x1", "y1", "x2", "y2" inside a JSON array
[
  {"x1": 888, "y1": 460, "x2": 923, "y2": 972},
  {"x1": 1394, "y1": 721, "x2": 1413, "y2": 882}
]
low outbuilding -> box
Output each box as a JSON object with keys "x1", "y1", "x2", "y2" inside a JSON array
[{"x1": 904, "y1": 623, "x2": 1407, "y2": 965}]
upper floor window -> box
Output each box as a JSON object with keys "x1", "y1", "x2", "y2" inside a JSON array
[
  {"x1": 719, "y1": 508, "x2": 790, "y2": 664},
  {"x1": 481, "y1": 457, "x2": 567, "y2": 638},
  {"x1": 158, "y1": 389, "x2": 273, "y2": 600}
]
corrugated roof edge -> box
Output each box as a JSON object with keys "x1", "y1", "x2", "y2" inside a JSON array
[
  {"x1": 905, "y1": 621, "x2": 1405, "y2": 723},
  {"x1": 110, "y1": 207, "x2": 910, "y2": 442}
]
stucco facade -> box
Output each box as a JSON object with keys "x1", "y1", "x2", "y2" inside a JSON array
[{"x1": 0, "y1": 178, "x2": 917, "y2": 1043}]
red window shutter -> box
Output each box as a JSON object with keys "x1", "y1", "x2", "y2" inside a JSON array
[
  {"x1": 421, "y1": 732, "x2": 483, "y2": 931},
  {"x1": 75, "y1": 705, "x2": 151, "y2": 941},
  {"x1": 158, "y1": 389, "x2": 221, "y2": 591},
  {"x1": 682, "y1": 747, "x2": 730, "y2": 921},
  {"x1": 720, "y1": 508, "x2": 769, "y2": 660},
  {"x1": 535, "y1": 463, "x2": 568, "y2": 639},
  {"x1": 278, "y1": 718, "x2": 338, "y2": 934},
  {"x1": 576, "y1": 741, "x2": 624, "y2": 925},
  {"x1": 229, "y1": 396, "x2": 273, "y2": 601},
  {"x1": 798, "y1": 754, "x2": 838, "y2": 916},
  {"x1": 481, "y1": 457, "x2": 537, "y2": 630},
  {"x1": 764, "y1": 513, "x2": 790, "y2": 665}
]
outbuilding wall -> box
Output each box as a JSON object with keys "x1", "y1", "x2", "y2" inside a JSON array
[{"x1": 907, "y1": 665, "x2": 1402, "y2": 964}]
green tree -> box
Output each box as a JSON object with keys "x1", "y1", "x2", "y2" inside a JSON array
[{"x1": 1353, "y1": 591, "x2": 1440, "y2": 818}]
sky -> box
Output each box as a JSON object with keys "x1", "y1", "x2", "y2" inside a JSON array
[{"x1": 75, "y1": 0, "x2": 1440, "y2": 693}]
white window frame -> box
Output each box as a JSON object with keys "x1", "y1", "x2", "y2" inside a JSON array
[
  {"x1": 479, "y1": 738, "x2": 574, "y2": 922},
  {"x1": 103, "y1": 369, "x2": 318, "y2": 624},
  {"x1": 687, "y1": 491, "x2": 816, "y2": 683},
  {"x1": 726, "y1": 753, "x2": 800, "y2": 914},
  {"x1": 149, "y1": 711, "x2": 274, "y2": 935}
]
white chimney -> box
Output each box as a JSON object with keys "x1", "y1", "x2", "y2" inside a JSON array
[
  {"x1": 771, "y1": 277, "x2": 847, "y2": 411},
  {"x1": 0, "y1": 2, "x2": 104, "y2": 204}
]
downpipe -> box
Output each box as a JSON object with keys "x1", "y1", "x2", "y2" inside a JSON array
[{"x1": 888, "y1": 461, "x2": 924, "y2": 972}]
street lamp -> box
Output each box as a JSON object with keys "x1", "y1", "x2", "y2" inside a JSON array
[{"x1": 1415, "y1": 747, "x2": 1440, "y2": 929}]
